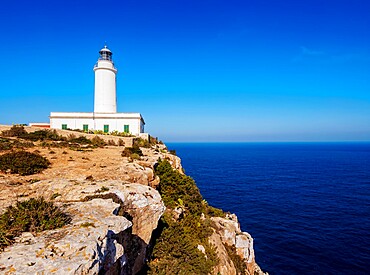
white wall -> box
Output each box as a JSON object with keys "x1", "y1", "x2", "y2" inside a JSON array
[{"x1": 50, "y1": 113, "x2": 145, "y2": 135}]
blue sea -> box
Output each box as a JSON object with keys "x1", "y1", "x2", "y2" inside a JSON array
[{"x1": 167, "y1": 142, "x2": 370, "y2": 275}]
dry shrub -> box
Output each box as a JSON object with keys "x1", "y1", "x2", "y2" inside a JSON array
[
  {"x1": 91, "y1": 136, "x2": 106, "y2": 147},
  {"x1": 0, "y1": 197, "x2": 71, "y2": 251},
  {"x1": 107, "y1": 139, "x2": 116, "y2": 146},
  {"x1": 0, "y1": 151, "x2": 50, "y2": 175}
]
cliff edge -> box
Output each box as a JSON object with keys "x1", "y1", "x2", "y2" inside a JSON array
[{"x1": 0, "y1": 126, "x2": 266, "y2": 274}]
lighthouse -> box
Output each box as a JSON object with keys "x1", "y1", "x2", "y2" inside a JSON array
[
  {"x1": 49, "y1": 45, "x2": 146, "y2": 136},
  {"x1": 94, "y1": 46, "x2": 117, "y2": 113}
]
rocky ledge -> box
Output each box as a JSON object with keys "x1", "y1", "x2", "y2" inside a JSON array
[{"x1": 0, "y1": 126, "x2": 266, "y2": 274}]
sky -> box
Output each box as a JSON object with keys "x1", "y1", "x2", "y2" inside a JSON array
[{"x1": 0, "y1": 0, "x2": 369, "y2": 142}]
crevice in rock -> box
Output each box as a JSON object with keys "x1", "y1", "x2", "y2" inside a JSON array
[{"x1": 136, "y1": 217, "x2": 167, "y2": 275}]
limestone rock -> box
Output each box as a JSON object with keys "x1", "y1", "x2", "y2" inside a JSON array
[
  {"x1": 211, "y1": 214, "x2": 267, "y2": 275},
  {"x1": 0, "y1": 182, "x2": 165, "y2": 275},
  {"x1": 209, "y1": 229, "x2": 237, "y2": 275}
]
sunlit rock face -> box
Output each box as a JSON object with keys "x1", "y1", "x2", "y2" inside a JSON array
[
  {"x1": 0, "y1": 131, "x2": 265, "y2": 275},
  {"x1": 210, "y1": 214, "x2": 266, "y2": 275},
  {"x1": 0, "y1": 181, "x2": 165, "y2": 275}
]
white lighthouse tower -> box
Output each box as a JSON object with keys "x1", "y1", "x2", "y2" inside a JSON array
[
  {"x1": 94, "y1": 45, "x2": 117, "y2": 113},
  {"x1": 49, "y1": 44, "x2": 146, "y2": 136}
]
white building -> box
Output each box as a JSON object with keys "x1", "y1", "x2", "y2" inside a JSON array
[{"x1": 50, "y1": 46, "x2": 145, "y2": 136}]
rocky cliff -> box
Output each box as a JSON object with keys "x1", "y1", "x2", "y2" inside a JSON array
[{"x1": 0, "y1": 126, "x2": 266, "y2": 274}]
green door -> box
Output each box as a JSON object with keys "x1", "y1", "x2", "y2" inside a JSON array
[
  {"x1": 124, "y1": 125, "x2": 129, "y2": 133},
  {"x1": 104, "y1": 125, "x2": 109, "y2": 133},
  {"x1": 62, "y1": 124, "x2": 67, "y2": 130},
  {"x1": 83, "y1": 124, "x2": 88, "y2": 132}
]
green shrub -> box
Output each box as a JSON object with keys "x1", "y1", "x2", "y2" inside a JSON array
[
  {"x1": 121, "y1": 146, "x2": 143, "y2": 157},
  {"x1": 149, "y1": 214, "x2": 218, "y2": 275},
  {"x1": 80, "y1": 222, "x2": 95, "y2": 228},
  {"x1": 225, "y1": 244, "x2": 247, "y2": 275},
  {"x1": 93, "y1": 130, "x2": 105, "y2": 135},
  {"x1": 154, "y1": 160, "x2": 204, "y2": 216},
  {"x1": 0, "y1": 151, "x2": 50, "y2": 175},
  {"x1": 0, "y1": 137, "x2": 34, "y2": 150},
  {"x1": 109, "y1": 130, "x2": 134, "y2": 137},
  {"x1": 91, "y1": 136, "x2": 106, "y2": 147},
  {"x1": 1, "y1": 127, "x2": 65, "y2": 143},
  {"x1": 0, "y1": 138, "x2": 13, "y2": 151},
  {"x1": 1, "y1": 125, "x2": 27, "y2": 137},
  {"x1": 24, "y1": 130, "x2": 65, "y2": 142},
  {"x1": 68, "y1": 136, "x2": 92, "y2": 145},
  {"x1": 148, "y1": 160, "x2": 219, "y2": 274},
  {"x1": 130, "y1": 153, "x2": 141, "y2": 160},
  {"x1": 149, "y1": 136, "x2": 159, "y2": 145},
  {"x1": 206, "y1": 205, "x2": 226, "y2": 218},
  {"x1": 12, "y1": 140, "x2": 34, "y2": 148},
  {"x1": 133, "y1": 138, "x2": 150, "y2": 148},
  {"x1": 0, "y1": 197, "x2": 71, "y2": 251}
]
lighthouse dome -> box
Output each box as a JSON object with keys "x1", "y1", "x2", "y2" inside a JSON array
[
  {"x1": 98, "y1": 45, "x2": 113, "y2": 61},
  {"x1": 99, "y1": 45, "x2": 112, "y2": 53}
]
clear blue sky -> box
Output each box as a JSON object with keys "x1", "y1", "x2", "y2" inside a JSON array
[{"x1": 1, "y1": 0, "x2": 369, "y2": 142}]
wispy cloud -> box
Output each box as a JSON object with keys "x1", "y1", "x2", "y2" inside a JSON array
[
  {"x1": 301, "y1": 46, "x2": 325, "y2": 56},
  {"x1": 292, "y1": 46, "x2": 326, "y2": 62},
  {"x1": 293, "y1": 46, "x2": 367, "y2": 64}
]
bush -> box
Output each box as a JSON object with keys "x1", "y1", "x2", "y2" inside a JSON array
[
  {"x1": 91, "y1": 136, "x2": 106, "y2": 147},
  {"x1": 24, "y1": 130, "x2": 65, "y2": 142},
  {"x1": 68, "y1": 136, "x2": 92, "y2": 145},
  {"x1": 93, "y1": 130, "x2": 105, "y2": 135},
  {"x1": 1, "y1": 125, "x2": 27, "y2": 137},
  {"x1": 154, "y1": 160, "x2": 204, "y2": 216},
  {"x1": 206, "y1": 205, "x2": 226, "y2": 218},
  {"x1": 0, "y1": 138, "x2": 13, "y2": 151},
  {"x1": 149, "y1": 213, "x2": 218, "y2": 275},
  {"x1": 0, "y1": 151, "x2": 50, "y2": 175},
  {"x1": 133, "y1": 138, "x2": 150, "y2": 148},
  {"x1": 225, "y1": 244, "x2": 247, "y2": 275},
  {"x1": 1, "y1": 127, "x2": 66, "y2": 143},
  {"x1": 109, "y1": 130, "x2": 134, "y2": 137},
  {"x1": 148, "y1": 160, "x2": 219, "y2": 274},
  {"x1": 0, "y1": 197, "x2": 71, "y2": 250},
  {"x1": 107, "y1": 139, "x2": 116, "y2": 146},
  {"x1": 12, "y1": 140, "x2": 34, "y2": 149},
  {"x1": 130, "y1": 153, "x2": 141, "y2": 160},
  {"x1": 121, "y1": 146, "x2": 143, "y2": 157}
]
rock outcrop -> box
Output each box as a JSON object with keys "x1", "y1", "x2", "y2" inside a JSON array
[
  {"x1": 0, "y1": 181, "x2": 165, "y2": 274},
  {"x1": 211, "y1": 214, "x2": 265, "y2": 275},
  {"x1": 0, "y1": 129, "x2": 266, "y2": 274}
]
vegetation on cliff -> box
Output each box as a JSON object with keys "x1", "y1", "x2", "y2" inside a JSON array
[
  {"x1": 1, "y1": 125, "x2": 109, "y2": 149},
  {"x1": 0, "y1": 197, "x2": 71, "y2": 251},
  {"x1": 148, "y1": 159, "x2": 226, "y2": 274},
  {"x1": 0, "y1": 151, "x2": 50, "y2": 175}
]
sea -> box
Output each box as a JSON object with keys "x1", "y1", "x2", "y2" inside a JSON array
[{"x1": 166, "y1": 142, "x2": 370, "y2": 275}]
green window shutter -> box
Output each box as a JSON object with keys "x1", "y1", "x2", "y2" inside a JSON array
[
  {"x1": 83, "y1": 124, "x2": 88, "y2": 132},
  {"x1": 104, "y1": 125, "x2": 109, "y2": 133},
  {"x1": 124, "y1": 125, "x2": 129, "y2": 133},
  {"x1": 62, "y1": 124, "x2": 67, "y2": 130}
]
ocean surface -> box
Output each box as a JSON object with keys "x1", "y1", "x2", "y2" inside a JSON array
[{"x1": 166, "y1": 142, "x2": 370, "y2": 275}]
